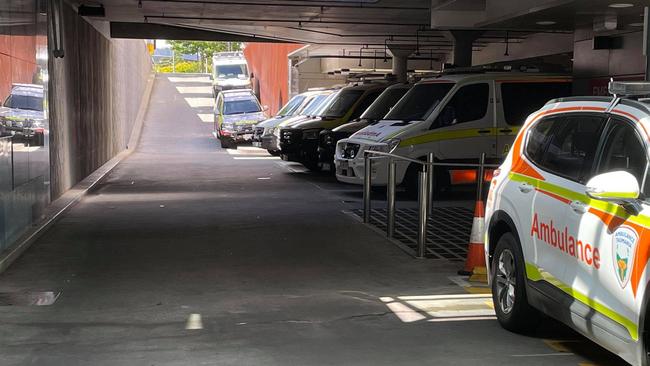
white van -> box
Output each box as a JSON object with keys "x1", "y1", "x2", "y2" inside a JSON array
[
  {"x1": 212, "y1": 52, "x2": 250, "y2": 95},
  {"x1": 335, "y1": 72, "x2": 571, "y2": 193}
]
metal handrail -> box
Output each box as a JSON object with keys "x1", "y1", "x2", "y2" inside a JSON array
[
  {"x1": 362, "y1": 150, "x2": 500, "y2": 259},
  {"x1": 362, "y1": 150, "x2": 427, "y2": 165}
]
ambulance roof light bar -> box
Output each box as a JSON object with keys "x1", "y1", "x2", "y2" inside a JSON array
[{"x1": 608, "y1": 81, "x2": 650, "y2": 98}]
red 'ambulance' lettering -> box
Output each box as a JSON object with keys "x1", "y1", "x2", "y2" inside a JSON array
[{"x1": 530, "y1": 213, "x2": 600, "y2": 269}]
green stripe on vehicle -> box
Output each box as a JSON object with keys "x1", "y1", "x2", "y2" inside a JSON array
[{"x1": 525, "y1": 263, "x2": 638, "y2": 340}]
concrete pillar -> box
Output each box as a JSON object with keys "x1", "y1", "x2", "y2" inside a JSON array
[
  {"x1": 450, "y1": 31, "x2": 482, "y2": 67},
  {"x1": 388, "y1": 46, "x2": 415, "y2": 83}
]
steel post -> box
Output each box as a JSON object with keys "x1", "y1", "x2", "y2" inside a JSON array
[
  {"x1": 363, "y1": 153, "x2": 372, "y2": 223},
  {"x1": 387, "y1": 160, "x2": 396, "y2": 238},
  {"x1": 477, "y1": 153, "x2": 486, "y2": 201},
  {"x1": 417, "y1": 170, "x2": 428, "y2": 258},
  {"x1": 426, "y1": 152, "x2": 434, "y2": 218}
]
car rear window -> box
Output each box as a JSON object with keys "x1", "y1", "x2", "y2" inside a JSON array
[
  {"x1": 4, "y1": 94, "x2": 43, "y2": 111},
  {"x1": 224, "y1": 99, "x2": 260, "y2": 115}
]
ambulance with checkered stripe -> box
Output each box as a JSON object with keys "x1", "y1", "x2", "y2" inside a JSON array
[
  {"x1": 334, "y1": 71, "x2": 571, "y2": 195},
  {"x1": 485, "y1": 81, "x2": 650, "y2": 366}
]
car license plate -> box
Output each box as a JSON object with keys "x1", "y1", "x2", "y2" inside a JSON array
[
  {"x1": 242, "y1": 134, "x2": 253, "y2": 140},
  {"x1": 252, "y1": 141, "x2": 261, "y2": 147},
  {"x1": 340, "y1": 161, "x2": 349, "y2": 170}
]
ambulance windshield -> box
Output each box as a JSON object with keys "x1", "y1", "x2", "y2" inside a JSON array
[{"x1": 384, "y1": 82, "x2": 453, "y2": 121}]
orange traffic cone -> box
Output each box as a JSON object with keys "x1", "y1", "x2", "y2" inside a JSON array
[{"x1": 458, "y1": 200, "x2": 487, "y2": 281}]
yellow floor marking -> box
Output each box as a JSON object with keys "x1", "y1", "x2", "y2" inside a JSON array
[
  {"x1": 465, "y1": 286, "x2": 491, "y2": 294},
  {"x1": 544, "y1": 339, "x2": 575, "y2": 353}
]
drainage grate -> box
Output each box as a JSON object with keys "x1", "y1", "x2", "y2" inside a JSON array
[
  {"x1": 0, "y1": 291, "x2": 60, "y2": 306},
  {"x1": 351, "y1": 207, "x2": 473, "y2": 261}
]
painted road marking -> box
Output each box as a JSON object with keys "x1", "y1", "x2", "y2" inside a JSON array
[
  {"x1": 198, "y1": 114, "x2": 214, "y2": 123},
  {"x1": 184, "y1": 97, "x2": 214, "y2": 108},
  {"x1": 168, "y1": 76, "x2": 211, "y2": 83},
  {"x1": 185, "y1": 313, "x2": 203, "y2": 330},
  {"x1": 380, "y1": 293, "x2": 495, "y2": 323},
  {"x1": 176, "y1": 86, "x2": 212, "y2": 94},
  {"x1": 11, "y1": 145, "x2": 45, "y2": 153}
]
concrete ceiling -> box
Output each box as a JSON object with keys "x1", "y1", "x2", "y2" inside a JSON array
[{"x1": 61, "y1": 0, "x2": 646, "y2": 67}]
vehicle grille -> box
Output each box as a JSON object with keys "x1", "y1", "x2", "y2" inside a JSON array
[
  {"x1": 253, "y1": 126, "x2": 264, "y2": 139},
  {"x1": 236, "y1": 124, "x2": 254, "y2": 133},
  {"x1": 341, "y1": 142, "x2": 360, "y2": 159},
  {"x1": 280, "y1": 129, "x2": 301, "y2": 146}
]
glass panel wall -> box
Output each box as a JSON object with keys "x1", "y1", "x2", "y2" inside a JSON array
[{"x1": 0, "y1": 0, "x2": 49, "y2": 252}]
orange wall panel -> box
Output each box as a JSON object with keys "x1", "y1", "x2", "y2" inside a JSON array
[
  {"x1": 0, "y1": 34, "x2": 39, "y2": 101},
  {"x1": 243, "y1": 43, "x2": 303, "y2": 115}
]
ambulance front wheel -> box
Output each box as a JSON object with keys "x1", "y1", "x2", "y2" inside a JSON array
[{"x1": 491, "y1": 232, "x2": 541, "y2": 333}]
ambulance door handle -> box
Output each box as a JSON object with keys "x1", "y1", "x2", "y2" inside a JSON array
[
  {"x1": 478, "y1": 129, "x2": 492, "y2": 134},
  {"x1": 518, "y1": 183, "x2": 533, "y2": 193},
  {"x1": 570, "y1": 200, "x2": 588, "y2": 214}
]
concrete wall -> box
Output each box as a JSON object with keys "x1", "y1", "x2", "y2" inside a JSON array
[
  {"x1": 572, "y1": 26, "x2": 645, "y2": 95},
  {"x1": 473, "y1": 32, "x2": 574, "y2": 67},
  {"x1": 48, "y1": 3, "x2": 152, "y2": 198}
]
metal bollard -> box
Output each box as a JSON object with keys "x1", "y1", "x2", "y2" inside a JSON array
[
  {"x1": 476, "y1": 153, "x2": 486, "y2": 202},
  {"x1": 387, "y1": 160, "x2": 396, "y2": 238},
  {"x1": 417, "y1": 169, "x2": 429, "y2": 258},
  {"x1": 363, "y1": 153, "x2": 372, "y2": 223},
  {"x1": 426, "y1": 152, "x2": 434, "y2": 218}
]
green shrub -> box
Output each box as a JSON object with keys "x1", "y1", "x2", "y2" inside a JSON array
[{"x1": 155, "y1": 61, "x2": 202, "y2": 73}]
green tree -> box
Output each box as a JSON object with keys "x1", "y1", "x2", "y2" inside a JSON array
[
  {"x1": 167, "y1": 41, "x2": 240, "y2": 57},
  {"x1": 167, "y1": 41, "x2": 241, "y2": 73}
]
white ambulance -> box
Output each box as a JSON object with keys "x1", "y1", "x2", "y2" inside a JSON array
[
  {"x1": 334, "y1": 71, "x2": 571, "y2": 194},
  {"x1": 485, "y1": 81, "x2": 650, "y2": 365}
]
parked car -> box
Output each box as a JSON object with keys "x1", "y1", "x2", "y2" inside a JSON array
[
  {"x1": 0, "y1": 83, "x2": 46, "y2": 146},
  {"x1": 279, "y1": 82, "x2": 389, "y2": 171},
  {"x1": 213, "y1": 89, "x2": 267, "y2": 149},
  {"x1": 486, "y1": 81, "x2": 650, "y2": 366},
  {"x1": 335, "y1": 72, "x2": 572, "y2": 194},
  {"x1": 317, "y1": 82, "x2": 411, "y2": 171},
  {"x1": 253, "y1": 89, "x2": 335, "y2": 155}
]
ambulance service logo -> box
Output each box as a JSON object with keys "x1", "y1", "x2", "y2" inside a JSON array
[{"x1": 613, "y1": 226, "x2": 638, "y2": 288}]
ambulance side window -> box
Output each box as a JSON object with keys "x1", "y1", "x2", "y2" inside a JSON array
[
  {"x1": 596, "y1": 118, "x2": 648, "y2": 195},
  {"x1": 527, "y1": 115, "x2": 605, "y2": 183},
  {"x1": 350, "y1": 91, "x2": 382, "y2": 120},
  {"x1": 501, "y1": 82, "x2": 572, "y2": 126},
  {"x1": 432, "y1": 83, "x2": 489, "y2": 128}
]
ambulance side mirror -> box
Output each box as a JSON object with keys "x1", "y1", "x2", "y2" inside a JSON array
[{"x1": 586, "y1": 171, "x2": 641, "y2": 214}]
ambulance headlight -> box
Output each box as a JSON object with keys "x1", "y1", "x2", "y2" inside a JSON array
[{"x1": 386, "y1": 138, "x2": 401, "y2": 152}]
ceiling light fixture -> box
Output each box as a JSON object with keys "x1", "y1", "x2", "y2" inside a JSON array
[
  {"x1": 608, "y1": 3, "x2": 634, "y2": 8},
  {"x1": 536, "y1": 20, "x2": 557, "y2": 25}
]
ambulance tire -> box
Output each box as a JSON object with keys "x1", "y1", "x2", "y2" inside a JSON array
[
  {"x1": 491, "y1": 232, "x2": 541, "y2": 333},
  {"x1": 403, "y1": 162, "x2": 449, "y2": 199},
  {"x1": 219, "y1": 137, "x2": 235, "y2": 149},
  {"x1": 303, "y1": 161, "x2": 321, "y2": 172}
]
